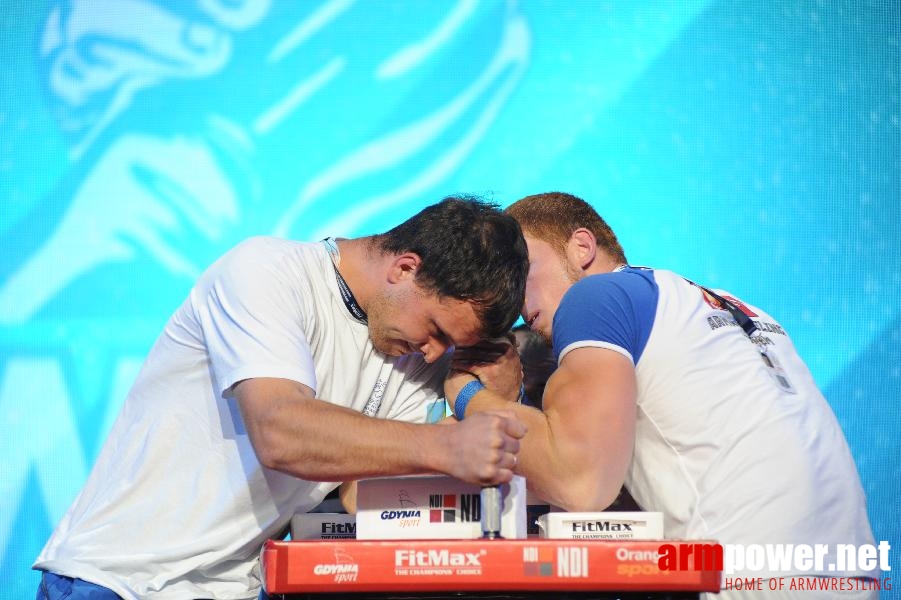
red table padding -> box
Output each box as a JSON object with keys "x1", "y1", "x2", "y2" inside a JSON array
[{"x1": 261, "y1": 539, "x2": 721, "y2": 595}]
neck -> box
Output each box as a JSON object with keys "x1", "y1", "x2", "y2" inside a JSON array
[
  {"x1": 584, "y1": 254, "x2": 625, "y2": 277},
  {"x1": 331, "y1": 237, "x2": 383, "y2": 312}
]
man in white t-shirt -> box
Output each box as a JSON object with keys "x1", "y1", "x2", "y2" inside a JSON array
[
  {"x1": 447, "y1": 192, "x2": 879, "y2": 599},
  {"x1": 34, "y1": 197, "x2": 529, "y2": 600}
]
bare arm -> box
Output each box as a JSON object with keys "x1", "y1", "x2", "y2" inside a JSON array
[
  {"x1": 339, "y1": 481, "x2": 358, "y2": 514},
  {"x1": 233, "y1": 377, "x2": 525, "y2": 486},
  {"x1": 447, "y1": 347, "x2": 636, "y2": 510}
]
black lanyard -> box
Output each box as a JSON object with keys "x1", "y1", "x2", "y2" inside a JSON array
[
  {"x1": 693, "y1": 283, "x2": 758, "y2": 337},
  {"x1": 625, "y1": 265, "x2": 759, "y2": 339},
  {"x1": 322, "y1": 238, "x2": 368, "y2": 324}
]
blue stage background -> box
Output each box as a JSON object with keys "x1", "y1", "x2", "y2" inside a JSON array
[{"x1": 1, "y1": 1, "x2": 898, "y2": 596}]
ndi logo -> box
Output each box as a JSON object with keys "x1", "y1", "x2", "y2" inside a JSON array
[
  {"x1": 557, "y1": 547, "x2": 589, "y2": 578},
  {"x1": 429, "y1": 493, "x2": 480, "y2": 523},
  {"x1": 522, "y1": 546, "x2": 589, "y2": 578}
]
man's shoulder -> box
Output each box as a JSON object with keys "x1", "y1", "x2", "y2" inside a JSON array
[
  {"x1": 555, "y1": 267, "x2": 662, "y2": 330},
  {"x1": 553, "y1": 267, "x2": 662, "y2": 363},
  {"x1": 214, "y1": 237, "x2": 324, "y2": 273},
  {"x1": 229, "y1": 235, "x2": 314, "y2": 256},
  {"x1": 195, "y1": 237, "x2": 330, "y2": 307},
  {"x1": 565, "y1": 266, "x2": 660, "y2": 305}
]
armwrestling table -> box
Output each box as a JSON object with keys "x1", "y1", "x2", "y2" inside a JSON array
[{"x1": 261, "y1": 539, "x2": 721, "y2": 599}]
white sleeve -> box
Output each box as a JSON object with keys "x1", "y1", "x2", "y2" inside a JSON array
[{"x1": 191, "y1": 237, "x2": 317, "y2": 396}]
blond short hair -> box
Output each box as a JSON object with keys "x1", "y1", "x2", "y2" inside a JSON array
[{"x1": 505, "y1": 192, "x2": 627, "y2": 264}]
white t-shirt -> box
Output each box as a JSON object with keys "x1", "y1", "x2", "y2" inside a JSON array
[
  {"x1": 34, "y1": 237, "x2": 449, "y2": 599},
  {"x1": 553, "y1": 267, "x2": 877, "y2": 581}
]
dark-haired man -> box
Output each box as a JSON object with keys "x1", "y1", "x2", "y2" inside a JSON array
[
  {"x1": 35, "y1": 197, "x2": 529, "y2": 600},
  {"x1": 448, "y1": 192, "x2": 878, "y2": 599}
]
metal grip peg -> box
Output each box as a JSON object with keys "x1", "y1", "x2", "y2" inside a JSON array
[{"x1": 480, "y1": 485, "x2": 503, "y2": 539}]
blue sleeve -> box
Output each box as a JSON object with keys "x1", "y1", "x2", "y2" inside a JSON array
[{"x1": 552, "y1": 268, "x2": 658, "y2": 365}]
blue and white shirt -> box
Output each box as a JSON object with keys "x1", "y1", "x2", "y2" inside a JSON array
[{"x1": 553, "y1": 267, "x2": 876, "y2": 579}]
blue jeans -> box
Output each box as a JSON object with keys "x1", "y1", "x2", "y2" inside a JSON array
[
  {"x1": 37, "y1": 571, "x2": 271, "y2": 599},
  {"x1": 36, "y1": 572, "x2": 122, "y2": 599}
]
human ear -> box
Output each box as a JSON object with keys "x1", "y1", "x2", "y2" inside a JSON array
[
  {"x1": 387, "y1": 252, "x2": 422, "y2": 283},
  {"x1": 567, "y1": 228, "x2": 597, "y2": 270}
]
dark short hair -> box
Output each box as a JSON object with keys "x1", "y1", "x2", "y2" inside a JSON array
[
  {"x1": 374, "y1": 196, "x2": 528, "y2": 338},
  {"x1": 506, "y1": 191, "x2": 627, "y2": 264},
  {"x1": 512, "y1": 324, "x2": 556, "y2": 409}
]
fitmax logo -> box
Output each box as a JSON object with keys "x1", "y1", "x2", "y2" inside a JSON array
[
  {"x1": 395, "y1": 549, "x2": 483, "y2": 567},
  {"x1": 570, "y1": 521, "x2": 634, "y2": 532},
  {"x1": 321, "y1": 522, "x2": 356, "y2": 535}
]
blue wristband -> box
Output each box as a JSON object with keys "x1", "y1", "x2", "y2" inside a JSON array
[{"x1": 454, "y1": 380, "x2": 484, "y2": 421}]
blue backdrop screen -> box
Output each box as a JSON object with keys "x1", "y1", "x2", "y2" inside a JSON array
[{"x1": 1, "y1": 1, "x2": 898, "y2": 596}]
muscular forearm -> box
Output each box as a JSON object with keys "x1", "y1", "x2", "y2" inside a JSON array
[
  {"x1": 235, "y1": 377, "x2": 524, "y2": 486},
  {"x1": 463, "y1": 389, "x2": 626, "y2": 511},
  {"x1": 246, "y1": 393, "x2": 454, "y2": 480}
]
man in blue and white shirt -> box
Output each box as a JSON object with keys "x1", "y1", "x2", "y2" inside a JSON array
[{"x1": 447, "y1": 191, "x2": 878, "y2": 599}]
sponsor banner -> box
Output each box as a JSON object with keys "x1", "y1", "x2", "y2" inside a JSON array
[
  {"x1": 537, "y1": 511, "x2": 664, "y2": 540},
  {"x1": 261, "y1": 539, "x2": 720, "y2": 594},
  {"x1": 291, "y1": 513, "x2": 356, "y2": 540},
  {"x1": 355, "y1": 475, "x2": 527, "y2": 540}
]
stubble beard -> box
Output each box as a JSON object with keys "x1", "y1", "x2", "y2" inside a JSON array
[
  {"x1": 365, "y1": 292, "x2": 395, "y2": 356},
  {"x1": 533, "y1": 255, "x2": 581, "y2": 349},
  {"x1": 366, "y1": 286, "x2": 419, "y2": 357},
  {"x1": 534, "y1": 327, "x2": 553, "y2": 348}
]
